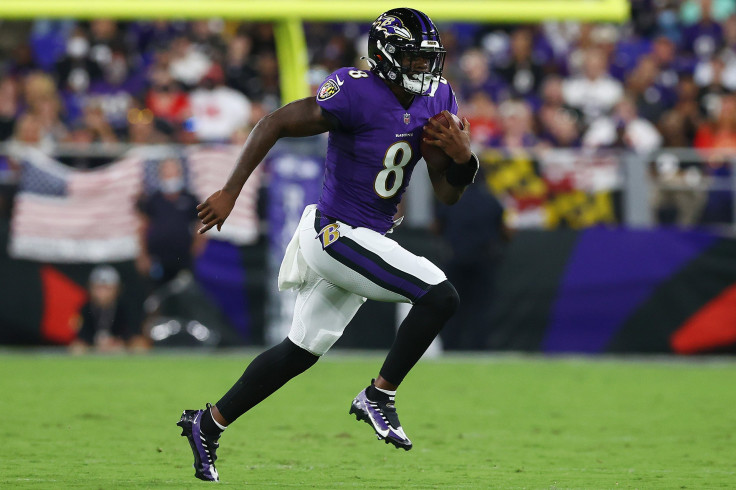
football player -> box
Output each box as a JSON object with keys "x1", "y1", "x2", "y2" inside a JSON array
[{"x1": 178, "y1": 7, "x2": 478, "y2": 482}]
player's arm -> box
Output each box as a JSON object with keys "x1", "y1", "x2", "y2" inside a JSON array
[
  {"x1": 423, "y1": 111, "x2": 479, "y2": 205},
  {"x1": 197, "y1": 97, "x2": 334, "y2": 234}
]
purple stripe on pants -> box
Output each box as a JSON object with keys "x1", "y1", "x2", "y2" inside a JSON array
[{"x1": 330, "y1": 240, "x2": 426, "y2": 299}]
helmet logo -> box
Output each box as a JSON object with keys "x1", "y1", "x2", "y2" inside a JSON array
[{"x1": 375, "y1": 15, "x2": 413, "y2": 40}]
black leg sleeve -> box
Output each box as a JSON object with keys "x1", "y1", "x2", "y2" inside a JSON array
[
  {"x1": 379, "y1": 280, "x2": 459, "y2": 386},
  {"x1": 215, "y1": 338, "x2": 319, "y2": 424}
]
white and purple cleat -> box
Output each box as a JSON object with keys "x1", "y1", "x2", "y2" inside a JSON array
[
  {"x1": 349, "y1": 387, "x2": 413, "y2": 450},
  {"x1": 177, "y1": 404, "x2": 220, "y2": 482}
]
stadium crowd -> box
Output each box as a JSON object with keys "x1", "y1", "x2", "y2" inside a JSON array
[{"x1": 0, "y1": 0, "x2": 734, "y2": 155}]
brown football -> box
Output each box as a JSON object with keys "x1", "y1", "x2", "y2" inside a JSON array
[{"x1": 420, "y1": 112, "x2": 464, "y2": 171}]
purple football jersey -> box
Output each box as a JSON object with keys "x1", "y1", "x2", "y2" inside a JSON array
[{"x1": 315, "y1": 67, "x2": 458, "y2": 234}]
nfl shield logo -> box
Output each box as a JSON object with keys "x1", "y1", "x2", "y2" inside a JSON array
[{"x1": 403, "y1": 113, "x2": 411, "y2": 124}]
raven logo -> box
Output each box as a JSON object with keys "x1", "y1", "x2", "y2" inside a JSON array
[
  {"x1": 374, "y1": 15, "x2": 413, "y2": 40},
  {"x1": 317, "y1": 79, "x2": 340, "y2": 101}
]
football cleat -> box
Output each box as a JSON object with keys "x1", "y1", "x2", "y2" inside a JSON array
[
  {"x1": 349, "y1": 385, "x2": 413, "y2": 450},
  {"x1": 177, "y1": 403, "x2": 220, "y2": 482}
]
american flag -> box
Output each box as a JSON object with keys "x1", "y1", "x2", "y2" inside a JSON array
[
  {"x1": 8, "y1": 145, "x2": 262, "y2": 263},
  {"x1": 9, "y1": 148, "x2": 144, "y2": 263},
  {"x1": 186, "y1": 145, "x2": 262, "y2": 245}
]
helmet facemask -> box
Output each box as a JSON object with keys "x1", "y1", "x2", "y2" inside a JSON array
[{"x1": 376, "y1": 40, "x2": 445, "y2": 96}]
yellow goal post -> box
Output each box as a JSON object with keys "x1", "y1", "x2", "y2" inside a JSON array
[{"x1": 0, "y1": 0, "x2": 630, "y2": 102}]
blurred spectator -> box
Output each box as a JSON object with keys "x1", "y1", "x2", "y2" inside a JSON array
[
  {"x1": 494, "y1": 28, "x2": 545, "y2": 103},
  {"x1": 488, "y1": 99, "x2": 538, "y2": 149},
  {"x1": 224, "y1": 34, "x2": 263, "y2": 100},
  {"x1": 589, "y1": 24, "x2": 621, "y2": 75},
  {"x1": 681, "y1": 0, "x2": 724, "y2": 58},
  {"x1": 189, "y1": 63, "x2": 251, "y2": 143},
  {"x1": 128, "y1": 21, "x2": 186, "y2": 62},
  {"x1": 659, "y1": 110, "x2": 692, "y2": 148},
  {"x1": 89, "y1": 19, "x2": 123, "y2": 59},
  {"x1": 127, "y1": 106, "x2": 170, "y2": 144},
  {"x1": 168, "y1": 35, "x2": 212, "y2": 88},
  {"x1": 650, "y1": 36, "x2": 683, "y2": 98},
  {"x1": 565, "y1": 23, "x2": 616, "y2": 75},
  {"x1": 651, "y1": 111, "x2": 707, "y2": 226},
  {"x1": 457, "y1": 48, "x2": 508, "y2": 103},
  {"x1": 722, "y1": 13, "x2": 736, "y2": 55},
  {"x1": 7, "y1": 39, "x2": 39, "y2": 77},
  {"x1": 671, "y1": 75, "x2": 703, "y2": 144},
  {"x1": 681, "y1": 0, "x2": 735, "y2": 25},
  {"x1": 537, "y1": 75, "x2": 583, "y2": 146},
  {"x1": 435, "y1": 168, "x2": 509, "y2": 350},
  {"x1": 694, "y1": 92, "x2": 736, "y2": 148},
  {"x1": 22, "y1": 72, "x2": 69, "y2": 145},
  {"x1": 69, "y1": 265, "x2": 149, "y2": 354},
  {"x1": 189, "y1": 20, "x2": 227, "y2": 62},
  {"x1": 630, "y1": 0, "x2": 659, "y2": 38},
  {"x1": 650, "y1": 152, "x2": 707, "y2": 227},
  {"x1": 463, "y1": 91, "x2": 500, "y2": 147},
  {"x1": 583, "y1": 96, "x2": 663, "y2": 152},
  {"x1": 625, "y1": 55, "x2": 671, "y2": 122},
  {"x1": 59, "y1": 104, "x2": 118, "y2": 169},
  {"x1": 563, "y1": 48, "x2": 624, "y2": 123},
  {"x1": 0, "y1": 77, "x2": 20, "y2": 214},
  {"x1": 255, "y1": 51, "x2": 281, "y2": 109},
  {"x1": 54, "y1": 28, "x2": 103, "y2": 94},
  {"x1": 0, "y1": 76, "x2": 19, "y2": 141},
  {"x1": 145, "y1": 66, "x2": 190, "y2": 126},
  {"x1": 12, "y1": 113, "x2": 44, "y2": 145},
  {"x1": 539, "y1": 108, "x2": 582, "y2": 148},
  {"x1": 137, "y1": 158, "x2": 205, "y2": 287},
  {"x1": 693, "y1": 69, "x2": 736, "y2": 225},
  {"x1": 541, "y1": 20, "x2": 582, "y2": 64},
  {"x1": 80, "y1": 43, "x2": 145, "y2": 134},
  {"x1": 313, "y1": 31, "x2": 358, "y2": 73}
]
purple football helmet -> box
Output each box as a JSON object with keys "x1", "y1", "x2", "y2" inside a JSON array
[{"x1": 367, "y1": 8, "x2": 446, "y2": 96}]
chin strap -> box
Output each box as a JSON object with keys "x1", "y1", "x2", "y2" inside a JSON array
[{"x1": 361, "y1": 56, "x2": 377, "y2": 70}]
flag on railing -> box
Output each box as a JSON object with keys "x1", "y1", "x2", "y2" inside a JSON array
[
  {"x1": 9, "y1": 148, "x2": 144, "y2": 262},
  {"x1": 7, "y1": 145, "x2": 262, "y2": 263}
]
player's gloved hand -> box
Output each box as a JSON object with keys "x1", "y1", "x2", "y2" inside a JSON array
[
  {"x1": 422, "y1": 110, "x2": 472, "y2": 164},
  {"x1": 197, "y1": 188, "x2": 238, "y2": 234}
]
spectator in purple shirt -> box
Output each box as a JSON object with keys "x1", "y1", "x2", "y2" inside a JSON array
[{"x1": 682, "y1": 0, "x2": 724, "y2": 58}]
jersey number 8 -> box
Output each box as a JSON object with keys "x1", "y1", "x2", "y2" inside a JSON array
[{"x1": 374, "y1": 141, "x2": 412, "y2": 199}]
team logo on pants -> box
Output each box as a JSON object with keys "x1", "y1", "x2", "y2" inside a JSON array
[{"x1": 318, "y1": 223, "x2": 341, "y2": 249}]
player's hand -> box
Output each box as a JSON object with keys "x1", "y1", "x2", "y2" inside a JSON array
[
  {"x1": 422, "y1": 110, "x2": 472, "y2": 164},
  {"x1": 197, "y1": 188, "x2": 238, "y2": 234}
]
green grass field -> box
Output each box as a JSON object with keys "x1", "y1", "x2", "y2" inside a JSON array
[{"x1": 1, "y1": 351, "x2": 735, "y2": 489}]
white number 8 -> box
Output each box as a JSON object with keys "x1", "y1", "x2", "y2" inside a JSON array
[{"x1": 374, "y1": 141, "x2": 412, "y2": 199}]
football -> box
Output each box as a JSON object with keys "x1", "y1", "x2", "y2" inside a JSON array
[{"x1": 420, "y1": 112, "x2": 464, "y2": 171}]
